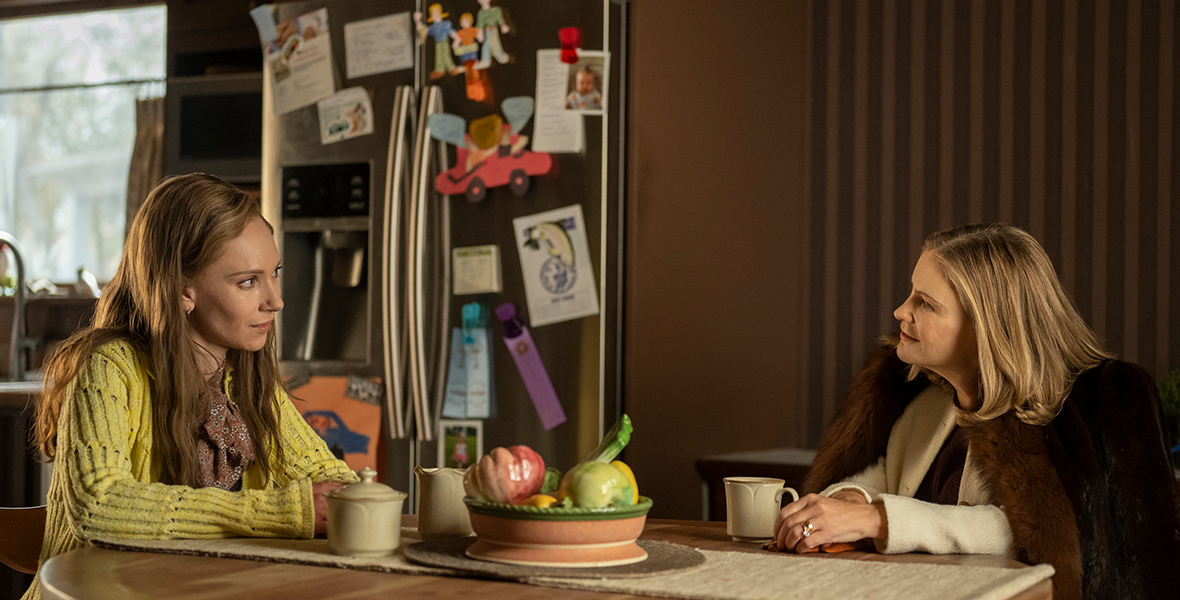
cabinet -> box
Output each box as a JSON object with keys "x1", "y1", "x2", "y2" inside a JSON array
[{"x1": 164, "y1": 0, "x2": 264, "y2": 185}]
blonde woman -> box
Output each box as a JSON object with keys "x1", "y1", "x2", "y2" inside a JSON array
[
  {"x1": 26, "y1": 174, "x2": 358, "y2": 600},
  {"x1": 774, "y1": 224, "x2": 1179, "y2": 600}
]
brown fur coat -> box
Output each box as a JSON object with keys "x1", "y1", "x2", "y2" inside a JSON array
[{"x1": 804, "y1": 347, "x2": 1180, "y2": 600}]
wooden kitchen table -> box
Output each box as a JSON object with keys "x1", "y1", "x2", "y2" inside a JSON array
[{"x1": 38, "y1": 518, "x2": 1052, "y2": 600}]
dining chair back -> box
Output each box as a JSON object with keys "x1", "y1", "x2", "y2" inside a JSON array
[{"x1": 0, "y1": 506, "x2": 47, "y2": 575}]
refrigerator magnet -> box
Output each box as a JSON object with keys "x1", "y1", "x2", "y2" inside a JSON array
[
  {"x1": 452, "y1": 244, "x2": 502, "y2": 295},
  {"x1": 413, "y1": 4, "x2": 463, "y2": 80},
  {"x1": 317, "y1": 87, "x2": 375, "y2": 144},
  {"x1": 475, "y1": 0, "x2": 512, "y2": 69}
]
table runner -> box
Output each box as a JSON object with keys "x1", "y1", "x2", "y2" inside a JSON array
[{"x1": 92, "y1": 531, "x2": 1054, "y2": 600}]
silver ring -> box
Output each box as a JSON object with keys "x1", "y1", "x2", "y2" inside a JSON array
[{"x1": 801, "y1": 520, "x2": 814, "y2": 538}]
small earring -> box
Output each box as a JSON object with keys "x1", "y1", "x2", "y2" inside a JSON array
[{"x1": 187, "y1": 307, "x2": 193, "y2": 316}]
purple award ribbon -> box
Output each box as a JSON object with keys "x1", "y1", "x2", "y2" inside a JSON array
[{"x1": 495, "y1": 303, "x2": 566, "y2": 430}]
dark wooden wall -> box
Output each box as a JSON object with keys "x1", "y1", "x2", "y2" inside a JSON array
[
  {"x1": 625, "y1": 0, "x2": 809, "y2": 519},
  {"x1": 800, "y1": 0, "x2": 1180, "y2": 444}
]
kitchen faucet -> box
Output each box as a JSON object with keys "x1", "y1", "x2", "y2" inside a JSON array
[{"x1": 0, "y1": 231, "x2": 26, "y2": 382}]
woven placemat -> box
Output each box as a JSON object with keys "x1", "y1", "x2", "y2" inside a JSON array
[{"x1": 404, "y1": 537, "x2": 705, "y2": 580}]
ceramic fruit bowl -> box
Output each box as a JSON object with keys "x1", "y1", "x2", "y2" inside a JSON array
[{"x1": 463, "y1": 496, "x2": 653, "y2": 567}]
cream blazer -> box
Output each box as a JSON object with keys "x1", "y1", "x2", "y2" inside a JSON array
[{"x1": 822, "y1": 385, "x2": 1015, "y2": 556}]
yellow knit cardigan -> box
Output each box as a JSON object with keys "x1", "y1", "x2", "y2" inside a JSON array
[{"x1": 23, "y1": 340, "x2": 359, "y2": 600}]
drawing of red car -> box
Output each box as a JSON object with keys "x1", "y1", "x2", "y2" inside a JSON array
[{"x1": 435, "y1": 127, "x2": 553, "y2": 203}]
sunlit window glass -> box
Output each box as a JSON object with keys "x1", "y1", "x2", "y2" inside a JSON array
[{"x1": 0, "y1": 6, "x2": 166, "y2": 285}]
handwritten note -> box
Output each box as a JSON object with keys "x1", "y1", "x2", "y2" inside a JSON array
[
  {"x1": 532, "y1": 49, "x2": 584, "y2": 153},
  {"x1": 344, "y1": 12, "x2": 414, "y2": 80}
]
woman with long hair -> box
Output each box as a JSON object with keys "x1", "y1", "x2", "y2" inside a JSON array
[
  {"x1": 24, "y1": 174, "x2": 357, "y2": 600},
  {"x1": 774, "y1": 224, "x2": 1179, "y2": 600}
]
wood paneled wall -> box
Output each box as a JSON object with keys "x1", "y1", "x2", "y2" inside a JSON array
[{"x1": 801, "y1": 0, "x2": 1180, "y2": 444}]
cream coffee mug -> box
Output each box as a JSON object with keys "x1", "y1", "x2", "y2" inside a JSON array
[{"x1": 724, "y1": 477, "x2": 800, "y2": 542}]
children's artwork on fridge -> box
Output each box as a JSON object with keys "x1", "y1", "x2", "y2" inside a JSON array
[
  {"x1": 343, "y1": 12, "x2": 414, "y2": 79},
  {"x1": 428, "y1": 97, "x2": 552, "y2": 203},
  {"x1": 317, "y1": 87, "x2": 375, "y2": 144},
  {"x1": 413, "y1": 4, "x2": 463, "y2": 80},
  {"x1": 512, "y1": 204, "x2": 600, "y2": 327},
  {"x1": 438, "y1": 420, "x2": 483, "y2": 469},
  {"x1": 288, "y1": 375, "x2": 383, "y2": 473},
  {"x1": 264, "y1": 7, "x2": 336, "y2": 116}
]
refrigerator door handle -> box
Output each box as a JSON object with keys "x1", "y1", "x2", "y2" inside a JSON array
[
  {"x1": 381, "y1": 85, "x2": 415, "y2": 440},
  {"x1": 408, "y1": 86, "x2": 445, "y2": 441},
  {"x1": 431, "y1": 109, "x2": 453, "y2": 432}
]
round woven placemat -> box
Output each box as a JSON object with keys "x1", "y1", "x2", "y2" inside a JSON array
[{"x1": 404, "y1": 538, "x2": 705, "y2": 580}]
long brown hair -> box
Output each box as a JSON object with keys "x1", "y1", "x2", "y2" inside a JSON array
[
  {"x1": 908, "y1": 223, "x2": 1112, "y2": 425},
  {"x1": 36, "y1": 173, "x2": 286, "y2": 486}
]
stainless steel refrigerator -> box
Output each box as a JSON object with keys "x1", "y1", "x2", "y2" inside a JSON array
[{"x1": 259, "y1": 0, "x2": 625, "y2": 506}]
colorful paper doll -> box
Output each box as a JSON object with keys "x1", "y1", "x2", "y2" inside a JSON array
[
  {"x1": 414, "y1": 4, "x2": 461, "y2": 79},
  {"x1": 474, "y1": 0, "x2": 511, "y2": 69},
  {"x1": 455, "y1": 12, "x2": 492, "y2": 102}
]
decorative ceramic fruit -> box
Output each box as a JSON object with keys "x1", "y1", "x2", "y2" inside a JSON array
[
  {"x1": 463, "y1": 445, "x2": 546, "y2": 504},
  {"x1": 556, "y1": 460, "x2": 636, "y2": 508}
]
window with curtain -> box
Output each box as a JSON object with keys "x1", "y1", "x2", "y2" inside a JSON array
[{"x1": 0, "y1": 5, "x2": 166, "y2": 285}]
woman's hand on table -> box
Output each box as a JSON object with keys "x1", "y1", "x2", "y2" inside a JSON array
[
  {"x1": 311, "y1": 481, "x2": 345, "y2": 536},
  {"x1": 772, "y1": 492, "x2": 887, "y2": 553}
]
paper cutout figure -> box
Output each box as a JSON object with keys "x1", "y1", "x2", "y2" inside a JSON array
[
  {"x1": 501, "y1": 97, "x2": 534, "y2": 133},
  {"x1": 468, "y1": 114, "x2": 503, "y2": 149},
  {"x1": 429, "y1": 97, "x2": 552, "y2": 202},
  {"x1": 558, "y1": 27, "x2": 581, "y2": 64},
  {"x1": 475, "y1": 0, "x2": 511, "y2": 69},
  {"x1": 455, "y1": 12, "x2": 492, "y2": 102},
  {"x1": 414, "y1": 4, "x2": 462, "y2": 79},
  {"x1": 429, "y1": 113, "x2": 467, "y2": 147}
]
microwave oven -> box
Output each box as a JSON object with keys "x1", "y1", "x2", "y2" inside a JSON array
[{"x1": 164, "y1": 73, "x2": 263, "y2": 184}]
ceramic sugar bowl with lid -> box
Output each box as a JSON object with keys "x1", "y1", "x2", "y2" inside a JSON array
[{"x1": 325, "y1": 467, "x2": 407, "y2": 557}]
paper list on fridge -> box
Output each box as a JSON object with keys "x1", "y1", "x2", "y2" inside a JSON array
[
  {"x1": 531, "y1": 49, "x2": 584, "y2": 153},
  {"x1": 344, "y1": 12, "x2": 414, "y2": 79}
]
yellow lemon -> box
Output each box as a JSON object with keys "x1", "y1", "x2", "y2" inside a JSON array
[
  {"x1": 521, "y1": 494, "x2": 558, "y2": 508},
  {"x1": 610, "y1": 460, "x2": 640, "y2": 503}
]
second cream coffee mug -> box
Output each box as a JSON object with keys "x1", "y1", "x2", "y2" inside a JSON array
[{"x1": 724, "y1": 476, "x2": 799, "y2": 543}]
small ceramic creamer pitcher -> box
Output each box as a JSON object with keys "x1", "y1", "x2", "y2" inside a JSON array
[{"x1": 414, "y1": 466, "x2": 473, "y2": 540}]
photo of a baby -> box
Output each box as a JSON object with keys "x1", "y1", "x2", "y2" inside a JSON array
[{"x1": 564, "y1": 54, "x2": 607, "y2": 113}]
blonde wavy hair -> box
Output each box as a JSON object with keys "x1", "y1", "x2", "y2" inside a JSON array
[
  {"x1": 908, "y1": 223, "x2": 1112, "y2": 426},
  {"x1": 36, "y1": 174, "x2": 286, "y2": 486}
]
